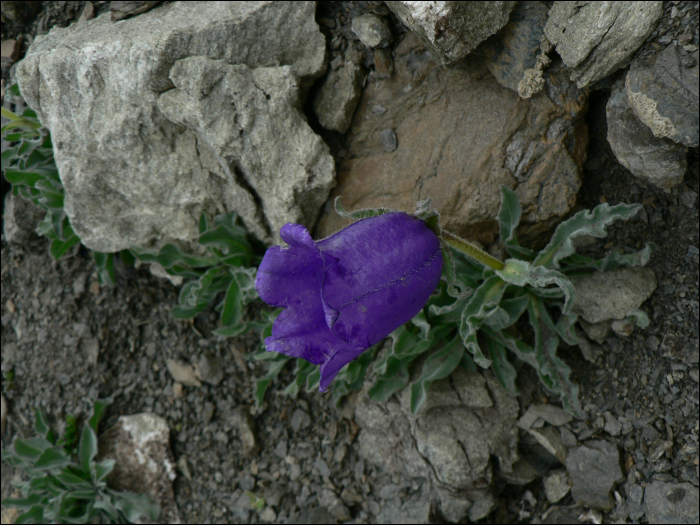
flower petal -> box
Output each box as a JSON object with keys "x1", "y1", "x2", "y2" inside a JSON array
[
  {"x1": 254, "y1": 224, "x2": 324, "y2": 308},
  {"x1": 318, "y1": 213, "x2": 442, "y2": 347}
]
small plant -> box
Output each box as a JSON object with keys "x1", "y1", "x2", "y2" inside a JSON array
[
  {"x1": 1, "y1": 399, "x2": 160, "y2": 524},
  {"x1": 129, "y1": 211, "x2": 261, "y2": 337},
  {"x1": 253, "y1": 187, "x2": 653, "y2": 416}
]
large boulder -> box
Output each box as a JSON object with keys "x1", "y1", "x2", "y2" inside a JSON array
[
  {"x1": 16, "y1": 2, "x2": 332, "y2": 251},
  {"x1": 315, "y1": 33, "x2": 587, "y2": 249},
  {"x1": 545, "y1": 1, "x2": 663, "y2": 89}
]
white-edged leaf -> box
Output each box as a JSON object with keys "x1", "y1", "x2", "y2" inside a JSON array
[
  {"x1": 498, "y1": 185, "x2": 535, "y2": 261},
  {"x1": 496, "y1": 259, "x2": 575, "y2": 313}
]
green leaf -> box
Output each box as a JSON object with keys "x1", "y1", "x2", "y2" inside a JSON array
[
  {"x1": 368, "y1": 372, "x2": 410, "y2": 402},
  {"x1": 220, "y1": 276, "x2": 242, "y2": 326},
  {"x1": 35, "y1": 179, "x2": 64, "y2": 209},
  {"x1": 4, "y1": 168, "x2": 48, "y2": 187},
  {"x1": 559, "y1": 243, "x2": 655, "y2": 274},
  {"x1": 14, "y1": 505, "x2": 45, "y2": 524},
  {"x1": 198, "y1": 213, "x2": 209, "y2": 234},
  {"x1": 94, "y1": 459, "x2": 116, "y2": 482},
  {"x1": 554, "y1": 309, "x2": 581, "y2": 346},
  {"x1": 334, "y1": 196, "x2": 394, "y2": 220},
  {"x1": 78, "y1": 426, "x2": 98, "y2": 473},
  {"x1": 283, "y1": 359, "x2": 315, "y2": 397},
  {"x1": 13, "y1": 437, "x2": 53, "y2": 460},
  {"x1": 88, "y1": 399, "x2": 109, "y2": 435},
  {"x1": 498, "y1": 185, "x2": 535, "y2": 261},
  {"x1": 1, "y1": 493, "x2": 44, "y2": 510},
  {"x1": 112, "y1": 491, "x2": 161, "y2": 523},
  {"x1": 130, "y1": 244, "x2": 217, "y2": 270},
  {"x1": 93, "y1": 252, "x2": 116, "y2": 287},
  {"x1": 55, "y1": 471, "x2": 94, "y2": 491},
  {"x1": 485, "y1": 334, "x2": 519, "y2": 395},
  {"x1": 305, "y1": 367, "x2": 321, "y2": 393},
  {"x1": 33, "y1": 446, "x2": 72, "y2": 470},
  {"x1": 409, "y1": 337, "x2": 464, "y2": 414},
  {"x1": 626, "y1": 308, "x2": 650, "y2": 328},
  {"x1": 34, "y1": 409, "x2": 54, "y2": 441},
  {"x1": 245, "y1": 491, "x2": 266, "y2": 512},
  {"x1": 496, "y1": 258, "x2": 575, "y2": 313},
  {"x1": 199, "y1": 225, "x2": 251, "y2": 267},
  {"x1": 93, "y1": 497, "x2": 119, "y2": 522},
  {"x1": 534, "y1": 202, "x2": 643, "y2": 269},
  {"x1": 527, "y1": 296, "x2": 582, "y2": 416},
  {"x1": 459, "y1": 275, "x2": 507, "y2": 368}
]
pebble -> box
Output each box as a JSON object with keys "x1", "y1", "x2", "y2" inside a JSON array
[
  {"x1": 378, "y1": 128, "x2": 397, "y2": 152},
  {"x1": 291, "y1": 409, "x2": 311, "y2": 431},
  {"x1": 259, "y1": 507, "x2": 277, "y2": 522},
  {"x1": 351, "y1": 13, "x2": 392, "y2": 48}
]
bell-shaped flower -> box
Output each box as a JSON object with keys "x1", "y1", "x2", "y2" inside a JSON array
[{"x1": 255, "y1": 212, "x2": 442, "y2": 392}]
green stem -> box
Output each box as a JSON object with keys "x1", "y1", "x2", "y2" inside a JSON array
[{"x1": 440, "y1": 230, "x2": 504, "y2": 270}]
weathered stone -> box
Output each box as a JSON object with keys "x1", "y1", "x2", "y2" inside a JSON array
[
  {"x1": 386, "y1": 1, "x2": 515, "y2": 65},
  {"x1": 644, "y1": 481, "x2": 699, "y2": 524},
  {"x1": 626, "y1": 45, "x2": 699, "y2": 148},
  {"x1": 480, "y1": 1, "x2": 549, "y2": 97},
  {"x1": 96, "y1": 413, "x2": 180, "y2": 523},
  {"x1": 2, "y1": 192, "x2": 45, "y2": 245},
  {"x1": 194, "y1": 351, "x2": 225, "y2": 386},
  {"x1": 356, "y1": 367, "x2": 519, "y2": 515},
  {"x1": 517, "y1": 403, "x2": 573, "y2": 429},
  {"x1": 315, "y1": 33, "x2": 586, "y2": 249},
  {"x1": 166, "y1": 359, "x2": 201, "y2": 388},
  {"x1": 545, "y1": 1, "x2": 663, "y2": 88},
  {"x1": 351, "y1": 13, "x2": 392, "y2": 49},
  {"x1": 544, "y1": 469, "x2": 572, "y2": 503},
  {"x1": 313, "y1": 50, "x2": 364, "y2": 133},
  {"x1": 110, "y1": 0, "x2": 161, "y2": 21},
  {"x1": 158, "y1": 55, "x2": 334, "y2": 245},
  {"x1": 569, "y1": 266, "x2": 657, "y2": 324},
  {"x1": 16, "y1": 2, "x2": 329, "y2": 252},
  {"x1": 607, "y1": 78, "x2": 687, "y2": 189},
  {"x1": 377, "y1": 486, "x2": 431, "y2": 525},
  {"x1": 566, "y1": 440, "x2": 624, "y2": 511}
]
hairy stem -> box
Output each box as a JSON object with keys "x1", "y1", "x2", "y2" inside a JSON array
[{"x1": 440, "y1": 230, "x2": 505, "y2": 270}]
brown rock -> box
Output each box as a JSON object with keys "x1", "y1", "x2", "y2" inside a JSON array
[{"x1": 315, "y1": 33, "x2": 585, "y2": 249}]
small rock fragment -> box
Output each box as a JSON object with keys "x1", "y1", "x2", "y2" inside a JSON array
[
  {"x1": 352, "y1": 14, "x2": 392, "y2": 48},
  {"x1": 195, "y1": 351, "x2": 225, "y2": 386},
  {"x1": 1, "y1": 39, "x2": 21, "y2": 67},
  {"x1": 518, "y1": 404, "x2": 573, "y2": 429},
  {"x1": 644, "y1": 481, "x2": 699, "y2": 524},
  {"x1": 110, "y1": 1, "x2": 162, "y2": 21},
  {"x1": 373, "y1": 48, "x2": 394, "y2": 78},
  {"x1": 166, "y1": 359, "x2": 201, "y2": 387},
  {"x1": 566, "y1": 440, "x2": 625, "y2": 510},
  {"x1": 379, "y1": 128, "x2": 397, "y2": 152},
  {"x1": 313, "y1": 51, "x2": 364, "y2": 133},
  {"x1": 544, "y1": 469, "x2": 572, "y2": 503},
  {"x1": 231, "y1": 407, "x2": 260, "y2": 457},
  {"x1": 611, "y1": 318, "x2": 635, "y2": 337}
]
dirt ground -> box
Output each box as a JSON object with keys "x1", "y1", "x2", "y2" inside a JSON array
[{"x1": 1, "y1": 2, "x2": 698, "y2": 524}]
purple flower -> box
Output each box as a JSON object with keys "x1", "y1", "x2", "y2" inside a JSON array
[{"x1": 255, "y1": 212, "x2": 442, "y2": 392}]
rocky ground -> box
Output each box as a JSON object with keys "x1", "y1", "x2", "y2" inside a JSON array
[{"x1": 1, "y1": 1, "x2": 699, "y2": 524}]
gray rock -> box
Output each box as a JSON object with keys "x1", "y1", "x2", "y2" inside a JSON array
[
  {"x1": 352, "y1": 14, "x2": 392, "y2": 49},
  {"x1": 436, "y1": 487, "x2": 472, "y2": 523},
  {"x1": 468, "y1": 491, "x2": 498, "y2": 521},
  {"x1": 627, "y1": 483, "x2": 645, "y2": 521},
  {"x1": 528, "y1": 425, "x2": 568, "y2": 464},
  {"x1": 540, "y1": 505, "x2": 583, "y2": 524},
  {"x1": 603, "y1": 411, "x2": 623, "y2": 436},
  {"x1": 284, "y1": 507, "x2": 337, "y2": 524},
  {"x1": 2, "y1": 192, "x2": 45, "y2": 245},
  {"x1": 377, "y1": 487, "x2": 431, "y2": 524},
  {"x1": 378, "y1": 128, "x2": 397, "y2": 152},
  {"x1": 626, "y1": 45, "x2": 699, "y2": 147},
  {"x1": 545, "y1": 1, "x2": 663, "y2": 88},
  {"x1": 166, "y1": 359, "x2": 202, "y2": 388},
  {"x1": 16, "y1": 2, "x2": 329, "y2": 252},
  {"x1": 291, "y1": 408, "x2": 311, "y2": 431},
  {"x1": 386, "y1": 1, "x2": 516, "y2": 65},
  {"x1": 195, "y1": 351, "x2": 225, "y2": 386},
  {"x1": 96, "y1": 413, "x2": 180, "y2": 523},
  {"x1": 569, "y1": 266, "x2": 657, "y2": 324},
  {"x1": 517, "y1": 403, "x2": 573, "y2": 429},
  {"x1": 566, "y1": 440, "x2": 625, "y2": 510},
  {"x1": 480, "y1": 1, "x2": 549, "y2": 97},
  {"x1": 228, "y1": 407, "x2": 259, "y2": 457},
  {"x1": 607, "y1": 78, "x2": 687, "y2": 188},
  {"x1": 158, "y1": 56, "x2": 335, "y2": 246},
  {"x1": 313, "y1": 50, "x2": 364, "y2": 133},
  {"x1": 356, "y1": 368, "x2": 519, "y2": 517},
  {"x1": 544, "y1": 469, "x2": 572, "y2": 503},
  {"x1": 644, "y1": 481, "x2": 699, "y2": 524}
]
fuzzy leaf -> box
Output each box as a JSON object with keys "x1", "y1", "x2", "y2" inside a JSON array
[
  {"x1": 130, "y1": 244, "x2": 217, "y2": 270},
  {"x1": 94, "y1": 459, "x2": 116, "y2": 482},
  {"x1": 34, "y1": 410, "x2": 53, "y2": 441},
  {"x1": 88, "y1": 399, "x2": 109, "y2": 435},
  {"x1": 498, "y1": 185, "x2": 536, "y2": 261},
  {"x1": 93, "y1": 252, "x2": 116, "y2": 287},
  {"x1": 14, "y1": 505, "x2": 45, "y2": 524},
  {"x1": 78, "y1": 427, "x2": 98, "y2": 473},
  {"x1": 485, "y1": 334, "x2": 519, "y2": 395},
  {"x1": 626, "y1": 308, "x2": 650, "y2": 328},
  {"x1": 559, "y1": 243, "x2": 655, "y2": 274},
  {"x1": 459, "y1": 275, "x2": 507, "y2": 368},
  {"x1": 497, "y1": 259, "x2": 575, "y2": 313},
  {"x1": 409, "y1": 338, "x2": 464, "y2": 414},
  {"x1": 13, "y1": 437, "x2": 53, "y2": 460},
  {"x1": 33, "y1": 446, "x2": 72, "y2": 470},
  {"x1": 527, "y1": 296, "x2": 583, "y2": 416},
  {"x1": 534, "y1": 202, "x2": 643, "y2": 269},
  {"x1": 112, "y1": 491, "x2": 160, "y2": 523}
]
